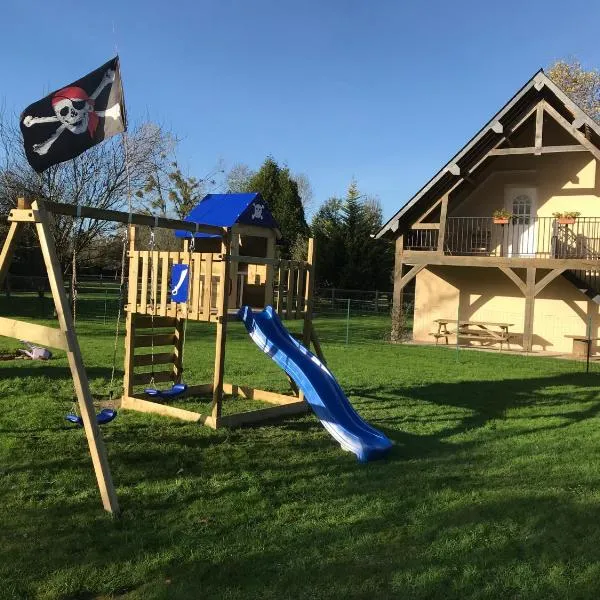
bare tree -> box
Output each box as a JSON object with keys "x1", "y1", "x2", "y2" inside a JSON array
[
  {"x1": 0, "y1": 110, "x2": 174, "y2": 272},
  {"x1": 292, "y1": 172, "x2": 314, "y2": 214}
]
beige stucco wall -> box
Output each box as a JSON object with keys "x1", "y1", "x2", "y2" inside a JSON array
[{"x1": 413, "y1": 266, "x2": 599, "y2": 353}]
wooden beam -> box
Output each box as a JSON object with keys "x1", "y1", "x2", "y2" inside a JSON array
[
  {"x1": 17, "y1": 199, "x2": 227, "y2": 236},
  {"x1": 218, "y1": 401, "x2": 309, "y2": 427},
  {"x1": 437, "y1": 194, "x2": 448, "y2": 253},
  {"x1": 491, "y1": 121, "x2": 503, "y2": 134},
  {"x1": 489, "y1": 145, "x2": 586, "y2": 156},
  {"x1": 401, "y1": 252, "x2": 600, "y2": 270},
  {"x1": 302, "y1": 238, "x2": 316, "y2": 347},
  {"x1": 543, "y1": 102, "x2": 600, "y2": 162},
  {"x1": 392, "y1": 236, "x2": 404, "y2": 313},
  {"x1": 498, "y1": 266, "x2": 527, "y2": 295},
  {"x1": 0, "y1": 317, "x2": 68, "y2": 350},
  {"x1": 411, "y1": 223, "x2": 440, "y2": 230},
  {"x1": 523, "y1": 268, "x2": 536, "y2": 352},
  {"x1": 534, "y1": 268, "x2": 566, "y2": 297},
  {"x1": 121, "y1": 396, "x2": 215, "y2": 427},
  {"x1": 414, "y1": 198, "x2": 442, "y2": 225},
  {"x1": 448, "y1": 164, "x2": 460, "y2": 176},
  {"x1": 33, "y1": 200, "x2": 119, "y2": 514},
  {"x1": 0, "y1": 221, "x2": 25, "y2": 289},
  {"x1": 397, "y1": 264, "x2": 426, "y2": 290},
  {"x1": 534, "y1": 102, "x2": 544, "y2": 155},
  {"x1": 212, "y1": 232, "x2": 232, "y2": 421},
  {"x1": 222, "y1": 383, "x2": 300, "y2": 405}
]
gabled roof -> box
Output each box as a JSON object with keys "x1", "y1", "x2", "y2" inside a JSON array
[
  {"x1": 376, "y1": 70, "x2": 600, "y2": 239},
  {"x1": 175, "y1": 192, "x2": 280, "y2": 238}
]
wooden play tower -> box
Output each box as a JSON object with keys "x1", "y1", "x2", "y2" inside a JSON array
[
  {"x1": 120, "y1": 193, "x2": 324, "y2": 429},
  {"x1": 0, "y1": 194, "x2": 323, "y2": 513}
]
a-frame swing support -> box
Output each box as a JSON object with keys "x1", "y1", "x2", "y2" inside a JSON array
[
  {"x1": 0, "y1": 199, "x2": 119, "y2": 514},
  {"x1": 1, "y1": 198, "x2": 229, "y2": 514}
]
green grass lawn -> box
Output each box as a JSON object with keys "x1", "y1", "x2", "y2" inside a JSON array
[{"x1": 2, "y1": 313, "x2": 600, "y2": 599}]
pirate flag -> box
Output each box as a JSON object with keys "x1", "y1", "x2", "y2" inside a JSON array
[{"x1": 20, "y1": 56, "x2": 126, "y2": 173}]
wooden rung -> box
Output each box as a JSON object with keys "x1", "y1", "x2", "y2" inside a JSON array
[
  {"x1": 134, "y1": 315, "x2": 177, "y2": 329},
  {"x1": 133, "y1": 352, "x2": 175, "y2": 367},
  {"x1": 0, "y1": 316, "x2": 68, "y2": 350},
  {"x1": 133, "y1": 333, "x2": 175, "y2": 348},
  {"x1": 132, "y1": 370, "x2": 174, "y2": 386}
]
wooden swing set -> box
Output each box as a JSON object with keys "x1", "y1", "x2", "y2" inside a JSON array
[{"x1": 0, "y1": 197, "x2": 322, "y2": 514}]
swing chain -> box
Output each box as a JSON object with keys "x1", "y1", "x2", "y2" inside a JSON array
[
  {"x1": 108, "y1": 226, "x2": 129, "y2": 401},
  {"x1": 179, "y1": 234, "x2": 195, "y2": 377}
]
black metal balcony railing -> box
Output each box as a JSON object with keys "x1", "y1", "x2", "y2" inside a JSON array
[{"x1": 404, "y1": 217, "x2": 600, "y2": 259}]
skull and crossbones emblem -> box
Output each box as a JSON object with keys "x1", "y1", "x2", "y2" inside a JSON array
[
  {"x1": 22, "y1": 69, "x2": 121, "y2": 156},
  {"x1": 251, "y1": 202, "x2": 264, "y2": 221}
]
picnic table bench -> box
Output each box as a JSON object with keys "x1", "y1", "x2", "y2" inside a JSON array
[
  {"x1": 432, "y1": 319, "x2": 514, "y2": 350},
  {"x1": 564, "y1": 334, "x2": 600, "y2": 358}
]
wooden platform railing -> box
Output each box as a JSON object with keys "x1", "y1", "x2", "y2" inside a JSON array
[{"x1": 126, "y1": 250, "x2": 222, "y2": 321}]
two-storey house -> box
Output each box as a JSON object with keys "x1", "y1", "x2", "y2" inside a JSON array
[{"x1": 377, "y1": 70, "x2": 600, "y2": 353}]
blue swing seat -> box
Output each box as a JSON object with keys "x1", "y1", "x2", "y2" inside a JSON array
[
  {"x1": 65, "y1": 408, "x2": 118, "y2": 427},
  {"x1": 144, "y1": 383, "x2": 188, "y2": 399}
]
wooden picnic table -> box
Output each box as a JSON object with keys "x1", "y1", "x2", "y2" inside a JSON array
[
  {"x1": 564, "y1": 334, "x2": 600, "y2": 358},
  {"x1": 432, "y1": 319, "x2": 514, "y2": 350}
]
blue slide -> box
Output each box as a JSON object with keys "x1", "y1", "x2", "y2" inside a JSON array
[{"x1": 239, "y1": 306, "x2": 393, "y2": 462}]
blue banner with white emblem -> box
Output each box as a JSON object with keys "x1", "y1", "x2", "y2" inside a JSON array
[{"x1": 170, "y1": 263, "x2": 190, "y2": 303}]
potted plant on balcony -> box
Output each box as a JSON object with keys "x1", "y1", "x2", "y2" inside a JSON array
[
  {"x1": 553, "y1": 211, "x2": 580, "y2": 225},
  {"x1": 492, "y1": 209, "x2": 512, "y2": 225}
]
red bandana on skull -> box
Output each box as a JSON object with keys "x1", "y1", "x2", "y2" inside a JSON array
[{"x1": 51, "y1": 86, "x2": 99, "y2": 137}]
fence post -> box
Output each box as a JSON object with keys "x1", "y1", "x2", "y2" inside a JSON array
[
  {"x1": 346, "y1": 298, "x2": 350, "y2": 345},
  {"x1": 375, "y1": 289, "x2": 379, "y2": 313}
]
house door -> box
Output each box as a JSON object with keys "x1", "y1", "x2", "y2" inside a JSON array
[{"x1": 505, "y1": 186, "x2": 537, "y2": 257}]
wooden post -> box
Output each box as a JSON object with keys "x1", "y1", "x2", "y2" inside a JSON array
[
  {"x1": 392, "y1": 235, "x2": 404, "y2": 313},
  {"x1": 32, "y1": 200, "x2": 119, "y2": 514},
  {"x1": 437, "y1": 195, "x2": 448, "y2": 253},
  {"x1": 523, "y1": 267, "x2": 536, "y2": 352},
  {"x1": 229, "y1": 231, "x2": 240, "y2": 309},
  {"x1": 302, "y1": 238, "x2": 316, "y2": 346},
  {"x1": 264, "y1": 234, "x2": 276, "y2": 307},
  {"x1": 212, "y1": 231, "x2": 232, "y2": 424}
]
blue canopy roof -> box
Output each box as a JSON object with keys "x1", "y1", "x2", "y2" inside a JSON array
[{"x1": 175, "y1": 193, "x2": 279, "y2": 238}]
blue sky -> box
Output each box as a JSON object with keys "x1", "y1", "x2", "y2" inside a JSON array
[{"x1": 2, "y1": 0, "x2": 600, "y2": 220}]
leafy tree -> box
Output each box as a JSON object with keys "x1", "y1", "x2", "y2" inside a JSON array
[
  {"x1": 547, "y1": 59, "x2": 600, "y2": 122},
  {"x1": 311, "y1": 181, "x2": 393, "y2": 291},
  {"x1": 311, "y1": 196, "x2": 345, "y2": 287},
  {"x1": 245, "y1": 157, "x2": 309, "y2": 256}
]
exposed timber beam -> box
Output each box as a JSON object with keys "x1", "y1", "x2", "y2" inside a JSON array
[
  {"x1": 414, "y1": 198, "x2": 442, "y2": 225},
  {"x1": 448, "y1": 164, "x2": 461, "y2": 176},
  {"x1": 534, "y1": 268, "x2": 566, "y2": 297},
  {"x1": 401, "y1": 252, "x2": 600, "y2": 270},
  {"x1": 543, "y1": 103, "x2": 600, "y2": 163},
  {"x1": 411, "y1": 223, "x2": 440, "y2": 230},
  {"x1": 534, "y1": 103, "x2": 544, "y2": 155},
  {"x1": 437, "y1": 194, "x2": 448, "y2": 253},
  {"x1": 491, "y1": 121, "x2": 503, "y2": 134},
  {"x1": 9, "y1": 199, "x2": 227, "y2": 237},
  {"x1": 489, "y1": 145, "x2": 587, "y2": 156},
  {"x1": 397, "y1": 264, "x2": 426, "y2": 290},
  {"x1": 498, "y1": 266, "x2": 526, "y2": 295}
]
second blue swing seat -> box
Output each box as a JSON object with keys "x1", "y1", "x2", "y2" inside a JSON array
[
  {"x1": 144, "y1": 383, "x2": 188, "y2": 399},
  {"x1": 65, "y1": 408, "x2": 118, "y2": 427}
]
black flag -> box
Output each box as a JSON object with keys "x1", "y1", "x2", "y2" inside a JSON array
[{"x1": 20, "y1": 56, "x2": 126, "y2": 173}]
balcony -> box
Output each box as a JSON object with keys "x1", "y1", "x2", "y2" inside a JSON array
[{"x1": 404, "y1": 217, "x2": 600, "y2": 259}]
